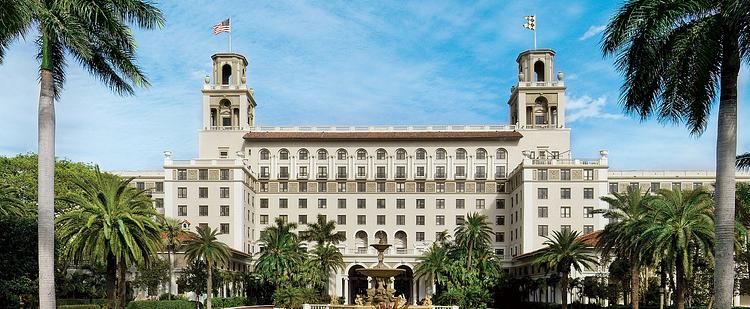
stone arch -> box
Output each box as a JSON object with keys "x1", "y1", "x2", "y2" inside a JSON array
[
  {"x1": 394, "y1": 265, "x2": 414, "y2": 303},
  {"x1": 259, "y1": 148, "x2": 270, "y2": 160},
  {"x1": 298, "y1": 148, "x2": 309, "y2": 160},
  {"x1": 222, "y1": 63, "x2": 232, "y2": 84},
  {"x1": 278, "y1": 148, "x2": 290, "y2": 160},
  {"x1": 415, "y1": 148, "x2": 427, "y2": 160},
  {"x1": 337, "y1": 148, "x2": 348, "y2": 160},
  {"x1": 435, "y1": 148, "x2": 447, "y2": 160},
  {"x1": 355, "y1": 230, "x2": 368, "y2": 253},
  {"x1": 533, "y1": 60, "x2": 545, "y2": 81},
  {"x1": 317, "y1": 148, "x2": 328, "y2": 160},
  {"x1": 348, "y1": 264, "x2": 368, "y2": 304},
  {"x1": 374, "y1": 230, "x2": 388, "y2": 245},
  {"x1": 395, "y1": 148, "x2": 407, "y2": 160},
  {"x1": 356, "y1": 148, "x2": 368, "y2": 160},
  {"x1": 394, "y1": 230, "x2": 407, "y2": 253}
]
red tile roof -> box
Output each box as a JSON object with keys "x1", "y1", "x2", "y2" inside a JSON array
[{"x1": 243, "y1": 130, "x2": 523, "y2": 141}]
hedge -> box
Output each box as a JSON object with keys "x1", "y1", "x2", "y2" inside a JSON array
[
  {"x1": 58, "y1": 305, "x2": 100, "y2": 309},
  {"x1": 125, "y1": 300, "x2": 195, "y2": 309},
  {"x1": 212, "y1": 297, "x2": 248, "y2": 308},
  {"x1": 58, "y1": 299, "x2": 107, "y2": 306},
  {"x1": 520, "y1": 303, "x2": 750, "y2": 309}
]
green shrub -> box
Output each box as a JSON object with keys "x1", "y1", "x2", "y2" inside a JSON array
[
  {"x1": 158, "y1": 294, "x2": 186, "y2": 301},
  {"x1": 125, "y1": 300, "x2": 195, "y2": 309},
  {"x1": 212, "y1": 296, "x2": 248, "y2": 308},
  {"x1": 57, "y1": 299, "x2": 107, "y2": 306},
  {"x1": 58, "y1": 305, "x2": 100, "y2": 309}
]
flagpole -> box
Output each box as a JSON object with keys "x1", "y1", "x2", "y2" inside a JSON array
[
  {"x1": 228, "y1": 17, "x2": 232, "y2": 52},
  {"x1": 534, "y1": 27, "x2": 537, "y2": 50}
]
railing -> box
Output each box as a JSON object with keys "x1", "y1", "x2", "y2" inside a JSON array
[
  {"x1": 518, "y1": 81, "x2": 565, "y2": 88},
  {"x1": 206, "y1": 126, "x2": 244, "y2": 131},
  {"x1": 298, "y1": 173, "x2": 308, "y2": 179},
  {"x1": 415, "y1": 174, "x2": 426, "y2": 179},
  {"x1": 532, "y1": 158, "x2": 602, "y2": 165},
  {"x1": 345, "y1": 247, "x2": 421, "y2": 255},
  {"x1": 251, "y1": 124, "x2": 515, "y2": 132},
  {"x1": 317, "y1": 173, "x2": 328, "y2": 179},
  {"x1": 434, "y1": 173, "x2": 446, "y2": 179}
]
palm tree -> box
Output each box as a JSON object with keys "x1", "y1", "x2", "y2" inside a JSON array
[
  {"x1": 309, "y1": 243, "x2": 345, "y2": 296},
  {"x1": 601, "y1": 2, "x2": 750, "y2": 306},
  {"x1": 414, "y1": 242, "x2": 450, "y2": 295},
  {"x1": 454, "y1": 212, "x2": 493, "y2": 269},
  {"x1": 738, "y1": 153, "x2": 750, "y2": 170},
  {"x1": 255, "y1": 218, "x2": 305, "y2": 286},
  {"x1": 596, "y1": 187, "x2": 652, "y2": 309},
  {"x1": 161, "y1": 217, "x2": 186, "y2": 300},
  {"x1": 183, "y1": 225, "x2": 230, "y2": 309},
  {"x1": 300, "y1": 215, "x2": 346, "y2": 246},
  {"x1": 534, "y1": 230, "x2": 598, "y2": 309},
  {"x1": 0, "y1": 2, "x2": 164, "y2": 306},
  {"x1": 642, "y1": 188, "x2": 714, "y2": 309},
  {"x1": 0, "y1": 183, "x2": 27, "y2": 217},
  {"x1": 56, "y1": 168, "x2": 163, "y2": 309}
]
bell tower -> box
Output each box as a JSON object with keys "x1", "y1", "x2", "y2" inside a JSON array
[
  {"x1": 201, "y1": 53, "x2": 256, "y2": 130},
  {"x1": 508, "y1": 49, "x2": 566, "y2": 128}
]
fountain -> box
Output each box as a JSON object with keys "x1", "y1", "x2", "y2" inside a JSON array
[{"x1": 355, "y1": 239, "x2": 407, "y2": 308}]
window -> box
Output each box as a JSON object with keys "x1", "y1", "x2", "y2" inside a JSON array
[
  {"x1": 318, "y1": 199, "x2": 327, "y2": 209},
  {"x1": 495, "y1": 199, "x2": 505, "y2": 209},
  {"x1": 220, "y1": 169, "x2": 230, "y2": 180},
  {"x1": 538, "y1": 225, "x2": 548, "y2": 237},
  {"x1": 584, "y1": 169, "x2": 594, "y2": 180},
  {"x1": 456, "y1": 149, "x2": 466, "y2": 160},
  {"x1": 538, "y1": 169, "x2": 548, "y2": 180},
  {"x1": 609, "y1": 182, "x2": 619, "y2": 193},
  {"x1": 260, "y1": 199, "x2": 269, "y2": 208},
  {"x1": 357, "y1": 166, "x2": 366, "y2": 177},
  {"x1": 456, "y1": 182, "x2": 465, "y2": 192},
  {"x1": 220, "y1": 223, "x2": 229, "y2": 234},
  {"x1": 693, "y1": 182, "x2": 703, "y2": 190},
  {"x1": 177, "y1": 187, "x2": 187, "y2": 198},
  {"x1": 436, "y1": 199, "x2": 445, "y2": 209},
  {"x1": 298, "y1": 199, "x2": 307, "y2": 209},
  {"x1": 279, "y1": 182, "x2": 289, "y2": 192},
  {"x1": 436, "y1": 149, "x2": 446, "y2": 160},
  {"x1": 396, "y1": 182, "x2": 405, "y2": 192},
  {"x1": 260, "y1": 167, "x2": 270, "y2": 178},
  {"x1": 317, "y1": 182, "x2": 327, "y2": 192},
  {"x1": 260, "y1": 149, "x2": 270, "y2": 160},
  {"x1": 584, "y1": 225, "x2": 594, "y2": 234},
  {"x1": 496, "y1": 182, "x2": 506, "y2": 193},
  {"x1": 435, "y1": 166, "x2": 446, "y2": 178},
  {"x1": 357, "y1": 149, "x2": 367, "y2": 160},
  {"x1": 396, "y1": 166, "x2": 406, "y2": 178},
  {"x1": 318, "y1": 166, "x2": 328, "y2": 178},
  {"x1": 416, "y1": 166, "x2": 425, "y2": 177},
  {"x1": 496, "y1": 148, "x2": 507, "y2": 159},
  {"x1": 396, "y1": 149, "x2": 406, "y2": 160},
  {"x1": 455, "y1": 166, "x2": 466, "y2": 177},
  {"x1": 155, "y1": 198, "x2": 164, "y2": 208},
  {"x1": 584, "y1": 207, "x2": 594, "y2": 218},
  {"x1": 178, "y1": 205, "x2": 187, "y2": 216},
  {"x1": 177, "y1": 169, "x2": 187, "y2": 180},
  {"x1": 397, "y1": 215, "x2": 405, "y2": 225},
  {"x1": 496, "y1": 216, "x2": 505, "y2": 225},
  {"x1": 197, "y1": 187, "x2": 209, "y2": 198},
  {"x1": 560, "y1": 169, "x2": 571, "y2": 181},
  {"x1": 456, "y1": 215, "x2": 465, "y2": 225},
  {"x1": 377, "y1": 182, "x2": 386, "y2": 192},
  {"x1": 561, "y1": 225, "x2": 572, "y2": 233},
  {"x1": 416, "y1": 182, "x2": 425, "y2": 192},
  {"x1": 357, "y1": 215, "x2": 366, "y2": 225},
  {"x1": 377, "y1": 215, "x2": 386, "y2": 225},
  {"x1": 538, "y1": 206, "x2": 548, "y2": 218},
  {"x1": 436, "y1": 182, "x2": 445, "y2": 192},
  {"x1": 561, "y1": 207, "x2": 571, "y2": 218},
  {"x1": 584, "y1": 188, "x2": 594, "y2": 199},
  {"x1": 376, "y1": 149, "x2": 387, "y2": 160},
  {"x1": 396, "y1": 199, "x2": 405, "y2": 209},
  {"x1": 199, "y1": 205, "x2": 208, "y2": 216},
  {"x1": 495, "y1": 166, "x2": 506, "y2": 178},
  {"x1": 476, "y1": 199, "x2": 486, "y2": 209},
  {"x1": 377, "y1": 199, "x2": 386, "y2": 209},
  {"x1": 537, "y1": 188, "x2": 548, "y2": 199},
  {"x1": 337, "y1": 215, "x2": 346, "y2": 225},
  {"x1": 357, "y1": 199, "x2": 366, "y2": 209},
  {"x1": 299, "y1": 215, "x2": 308, "y2": 224},
  {"x1": 672, "y1": 182, "x2": 682, "y2": 190},
  {"x1": 299, "y1": 149, "x2": 309, "y2": 160},
  {"x1": 436, "y1": 215, "x2": 445, "y2": 225},
  {"x1": 650, "y1": 182, "x2": 660, "y2": 192},
  {"x1": 337, "y1": 167, "x2": 347, "y2": 179},
  {"x1": 475, "y1": 166, "x2": 486, "y2": 179},
  {"x1": 279, "y1": 198, "x2": 288, "y2": 209},
  {"x1": 456, "y1": 199, "x2": 465, "y2": 209},
  {"x1": 476, "y1": 182, "x2": 485, "y2": 193},
  {"x1": 416, "y1": 232, "x2": 425, "y2": 242},
  {"x1": 299, "y1": 181, "x2": 307, "y2": 192},
  {"x1": 337, "y1": 149, "x2": 347, "y2": 160},
  {"x1": 476, "y1": 149, "x2": 487, "y2": 159},
  {"x1": 629, "y1": 182, "x2": 639, "y2": 190},
  {"x1": 560, "y1": 188, "x2": 571, "y2": 199},
  {"x1": 199, "y1": 169, "x2": 208, "y2": 180},
  {"x1": 357, "y1": 182, "x2": 366, "y2": 192},
  {"x1": 337, "y1": 182, "x2": 346, "y2": 192},
  {"x1": 495, "y1": 232, "x2": 505, "y2": 242},
  {"x1": 416, "y1": 215, "x2": 425, "y2": 225},
  {"x1": 317, "y1": 149, "x2": 327, "y2": 160},
  {"x1": 155, "y1": 182, "x2": 163, "y2": 193},
  {"x1": 220, "y1": 205, "x2": 229, "y2": 216},
  {"x1": 260, "y1": 215, "x2": 269, "y2": 224},
  {"x1": 416, "y1": 199, "x2": 425, "y2": 209}
]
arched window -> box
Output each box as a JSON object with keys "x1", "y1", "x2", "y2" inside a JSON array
[
  {"x1": 394, "y1": 231, "x2": 407, "y2": 253},
  {"x1": 222, "y1": 64, "x2": 232, "y2": 85},
  {"x1": 337, "y1": 149, "x2": 348, "y2": 160},
  {"x1": 476, "y1": 148, "x2": 487, "y2": 160},
  {"x1": 496, "y1": 148, "x2": 507, "y2": 160},
  {"x1": 534, "y1": 96, "x2": 549, "y2": 125},
  {"x1": 298, "y1": 149, "x2": 309, "y2": 160},
  {"x1": 259, "y1": 149, "x2": 270, "y2": 160},
  {"x1": 436, "y1": 148, "x2": 447, "y2": 160},
  {"x1": 355, "y1": 231, "x2": 368, "y2": 254},
  {"x1": 533, "y1": 60, "x2": 545, "y2": 81},
  {"x1": 279, "y1": 149, "x2": 289, "y2": 160},
  {"x1": 317, "y1": 149, "x2": 328, "y2": 160},
  {"x1": 375, "y1": 231, "x2": 388, "y2": 244},
  {"x1": 456, "y1": 148, "x2": 467, "y2": 160},
  {"x1": 396, "y1": 149, "x2": 407, "y2": 160},
  {"x1": 415, "y1": 148, "x2": 426, "y2": 160},
  {"x1": 376, "y1": 149, "x2": 387, "y2": 160},
  {"x1": 356, "y1": 149, "x2": 367, "y2": 160}
]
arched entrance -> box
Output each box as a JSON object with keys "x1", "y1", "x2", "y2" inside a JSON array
[
  {"x1": 348, "y1": 265, "x2": 368, "y2": 304},
  {"x1": 394, "y1": 265, "x2": 413, "y2": 303}
]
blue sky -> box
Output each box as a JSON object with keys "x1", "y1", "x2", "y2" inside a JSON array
[{"x1": 0, "y1": 1, "x2": 748, "y2": 171}]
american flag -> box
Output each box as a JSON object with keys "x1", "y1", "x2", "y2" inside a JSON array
[{"x1": 213, "y1": 18, "x2": 230, "y2": 35}]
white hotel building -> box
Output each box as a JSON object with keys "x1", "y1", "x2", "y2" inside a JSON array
[{"x1": 118, "y1": 48, "x2": 750, "y2": 304}]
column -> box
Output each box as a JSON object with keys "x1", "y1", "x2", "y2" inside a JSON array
[{"x1": 343, "y1": 277, "x2": 349, "y2": 304}]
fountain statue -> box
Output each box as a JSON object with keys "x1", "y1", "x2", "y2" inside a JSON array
[{"x1": 356, "y1": 238, "x2": 408, "y2": 308}]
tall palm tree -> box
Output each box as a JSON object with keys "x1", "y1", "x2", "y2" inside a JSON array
[
  {"x1": 161, "y1": 217, "x2": 186, "y2": 300},
  {"x1": 300, "y1": 215, "x2": 346, "y2": 246},
  {"x1": 56, "y1": 168, "x2": 163, "y2": 309},
  {"x1": 642, "y1": 188, "x2": 714, "y2": 309},
  {"x1": 596, "y1": 187, "x2": 652, "y2": 309},
  {"x1": 534, "y1": 230, "x2": 598, "y2": 309},
  {"x1": 310, "y1": 243, "x2": 345, "y2": 296},
  {"x1": 0, "y1": 183, "x2": 27, "y2": 217},
  {"x1": 255, "y1": 218, "x2": 305, "y2": 286},
  {"x1": 414, "y1": 242, "x2": 450, "y2": 295},
  {"x1": 0, "y1": 2, "x2": 163, "y2": 306},
  {"x1": 601, "y1": 2, "x2": 750, "y2": 307},
  {"x1": 738, "y1": 153, "x2": 750, "y2": 170},
  {"x1": 454, "y1": 212, "x2": 493, "y2": 269},
  {"x1": 183, "y1": 225, "x2": 230, "y2": 309}
]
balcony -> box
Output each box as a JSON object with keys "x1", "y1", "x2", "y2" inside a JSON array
[
  {"x1": 376, "y1": 173, "x2": 387, "y2": 179},
  {"x1": 336, "y1": 172, "x2": 348, "y2": 179},
  {"x1": 317, "y1": 172, "x2": 328, "y2": 179},
  {"x1": 434, "y1": 173, "x2": 446, "y2": 179},
  {"x1": 278, "y1": 173, "x2": 289, "y2": 179},
  {"x1": 475, "y1": 172, "x2": 486, "y2": 179}
]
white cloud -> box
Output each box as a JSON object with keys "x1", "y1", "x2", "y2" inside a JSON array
[
  {"x1": 566, "y1": 95, "x2": 624, "y2": 123},
  {"x1": 579, "y1": 25, "x2": 605, "y2": 41}
]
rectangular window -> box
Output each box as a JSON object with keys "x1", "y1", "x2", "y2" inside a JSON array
[
  {"x1": 377, "y1": 199, "x2": 386, "y2": 209},
  {"x1": 260, "y1": 166, "x2": 270, "y2": 178},
  {"x1": 396, "y1": 166, "x2": 406, "y2": 178},
  {"x1": 561, "y1": 206, "x2": 571, "y2": 218},
  {"x1": 583, "y1": 188, "x2": 594, "y2": 199},
  {"x1": 584, "y1": 225, "x2": 594, "y2": 234},
  {"x1": 456, "y1": 182, "x2": 465, "y2": 192},
  {"x1": 538, "y1": 225, "x2": 548, "y2": 237},
  {"x1": 220, "y1": 187, "x2": 230, "y2": 198},
  {"x1": 318, "y1": 182, "x2": 327, "y2": 192},
  {"x1": 436, "y1": 182, "x2": 445, "y2": 192},
  {"x1": 220, "y1": 223, "x2": 230, "y2": 234},
  {"x1": 377, "y1": 182, "x2": 386, "y2": 192},
  {"x1": 538, "y1": 169, "x2": 548, "y2": 180},
  {"x1": 475, "y1": 166, "x2": 486, "y2": 178},
  {"x1": 377, "y1": 215, "x2": 386, "y2": 225},
  {"x1": 178, "y1": 205, "x2": 187, "y2": 216},
  {"x1": 357, "y1": 182, "x2": 366, "y2": 192},
  {"x1": 219, "y1": 169, "x2": 230, "y2": 180},
  {"x1": 495, "y1": 199, "x2": 505, "y2": 209},
  {"x1": 298, "y1": 166, "x2": 308, "y2": 178},
  {"x1": 177, "y1": 169, "x2": 187, "y2": 180},
  {"x1": 260, "y1": 198, "x2": 269, "y2": 208},
  {"x1": 435, "y1": 166, "x2": 446, "y2": 178},
  {"x1": 197, "y1": 169, "x2": 208, "y2": 180},
  {"x1": 299, "y1": 215, "x2": 308, "y2": 225},
  {"x1": 416, "y1": 199, "x2": 425, "y2": 209},
  {"x1": 456, "y1": 215, "x2": 465, "y2": 225},
  {"x1": 538, "y1": 206, "x2": 548, "y2": 218},
  {"x1": 376, "y1": 166, "x2": 386, "y2": 178},
  {"x1": 298, "y1": 199, "x2": 307, "y2": 209},
  {"x1": 584, "y1": 169, "x2": 594, "y2": 180},
  {"x1": 279, "y1": 198, "x2": 288, "y2": 209},
  {"x1": 436, "y1": 215, "x2": 445, "y2": 226},
  {"x1": 318, "y1": 199, "x2": 327, "y2": 209},
  {"x1": 357, "y1": 166, "x2": 366, "y2": 177},
  {"x1": 396, "y1": 215, "x2": 405, "y2": 225},
  {"x1": 416, "y1": 166, "x2": 425, "y2": 177},
  {"x1": 396, "y1": 182, "x2": 405, "y2": 192},
  {"x1": 649, "y1": 182, "x2": 660, "y2": 192},
  {"x1": 338, "y1": 198, "x2": 347, "y2": 209},
  {"x1": 455, "y1": 166, "x2": 466, "y2": 177},
  {"x1": 495, "y1": 166, "x2": 506, "y2": 179},
  {"x1": 177, "y1": 187, "x2": 187, "y2": 198},
  {"x1": 496, "y1": 182, "x2": 506, "y2": 193},
  {"x1": 538, "y1": 188, "x2": 548, "y2": 199},
  {"x1": 456, "y1": 199, "x2": 465, "y2": 209},
  {"x1": 396, "y1": 199, "x2": 405, "y2": 209},
  {"x1": 279, "y1": 182, "x2": 288, "y2": 192},
  {"x1": 672, "y1": 182, "x2": 682, "y2": 190},
  {"x1": 337, "y1": 182, "x2": 346, "y2": 192},
  {"x1": 693, "y1": 182, "x2": 703, "y2": 190},
  {"x1": 496, "y1": 215, "x2": 505, "y2": 225},
  {"x1": 220, "y1": 205, "x2": 229, "y2": 216},
  {"x1": 337, "y1": 215, "x2": 346, "y2": 225},
  {"x1": 135, "y1": 182, "x2": 145, "y2": 190},
  {"x1": 155, "y1": 182, "x2": 163, "y2": 193},
  {"x1": 584, "y1": 207, "x2": 594, "y2": 218},
  {"x1": 357, "y1": 199, "x2": 366, "y2": 209},
  {"x1": 357, "y1": 215, "x2": 366, "y2": 225},
  {"x1": 299, "y1": 181, "x2": 307, "y2": 192},
  {"x1": 198, "y1": 205, "x2": 208, "y2": 216},
  {"x1": 416, "y1": 182, "x2": 425, "y2": 192},
  {"x1": 416, "y1": 215, "x2": 425, "y2": 225},
  {"x1": 476, "y1": 199, "x2": 485, "y2": 209},
  {"x1": 260, "y1": 182, "x2": 268, "y2": 192},
  {"x1": 260, "y1": 215, "x2": 269, "y2": 224},
  {"x1": 495, "y1": 232, "x2": 505, "y2": 242},
  {"x1": 609, "y1": 182, "x2": 619, "y2": 193},
  {"x1": 560, "y1": 188, "x2": 571, "y2": 199},
  {"x1": 198, "y1": 187, "x2": 208, "y2": 198},
  {"x1": 436, "y1": 199, "x2": 445, "y2": 209},
  {"x1": 416, "y1": 232, "x2": 425, "y2": 242},
  {"x1": 155, "y1": 198, "x2": 164, "y2": 208},
  {"x1": 476, "y1": 182, "x2": 485, "y2": 192},
  {"x1": 560, "y1": 169, "x2": 571, "y2": 181},
  {"x1": 561, "y1": 225, "x2": 572, "y2": 233}
]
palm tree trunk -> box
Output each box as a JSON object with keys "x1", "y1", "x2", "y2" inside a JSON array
[
  {"x1": 676, "y1": 262, "x2": 686, "y2": 309},
  {"x1": 207, "y1": 259, "x2": 213, "y2": 309},
  {"x1": 118, "y1": 259, "x2": 127, "y2": 308},
  {"x1": 714, "y1": 22, "x2": 740, "y2": 309},
  {"x1": 631, "y1": 262, "x2": 639, "y2": 309},
  {"x1": 168, "y1": 249, "x2": 174, "y2": 300},
  {"x1": 107, "y1": 253, "x2": 118, "y2": 309},
  {"x1": 561, "y1": 271, "x2": 569, "y2": 309},
  {"x1": 467, "y1": 243, "x2": 473, "y2": 269},
  {"x1": 37, "y1": 33, "x2": 57, "y2": 309}
]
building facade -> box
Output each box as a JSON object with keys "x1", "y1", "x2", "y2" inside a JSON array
[{"x1": 115, "y1": 49, "x2": 750, "y2": 304}]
